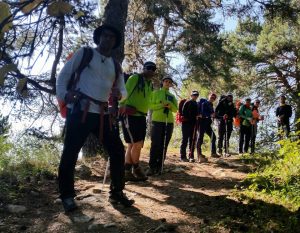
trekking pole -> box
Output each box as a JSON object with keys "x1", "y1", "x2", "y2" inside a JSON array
[
  {"x1": 225, "y1": 119, "x2": 229, "y2": 157},
  {"x1": 100, "y1": 158, "x2": 110, "y2": 193},
  {"x1": 161, "y1": 109, "x2": 169, "y2": 174},
  {"x1": 124, "y1": 115, "x2": 134, "y2": 143},
  {"x1": 190, "y1": 117, "x2": 198, "y2": 161}
]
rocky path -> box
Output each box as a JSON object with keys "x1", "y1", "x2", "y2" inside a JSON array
[{"x1": 1, "y1": 149, "x2": 297, "y2": 233}]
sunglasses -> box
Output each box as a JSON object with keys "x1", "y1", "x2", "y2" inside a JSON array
[{"x1": 144, "y1": 66, "x2": 156, "y2": 71}]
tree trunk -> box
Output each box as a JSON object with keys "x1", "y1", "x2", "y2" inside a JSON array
[{"x1": 82, "y1": 0, "x2": 129, "y2": 158}]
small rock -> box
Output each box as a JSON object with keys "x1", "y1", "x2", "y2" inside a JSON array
[
  {"x1": 54, "y1": 198, "x2": 62, "y2": 204},
  {"x1": 75, "y1": 193, "x2": 92, "y2": 200},
  {"x1": 92, "y1": 188, "x2": 102, "y2": 194},
  {"x1": 80, "y1": 196, "x2": 99, "y2": 203},
  {"x1": 81, "y1": 184, "x2": 95, "y2": 191},
  {"x1": 75, "y1": 164, "x2": 92, "y2": 179},
  {"x1": 57, "y1": 213, "x2": 72, "y2": 224},
  {"x1": 73, "y1": 215, "x2": 94, "y2": 223},
  {"x1": 172, "y1": 167, "x2": 185, "y2": 173},
  {"x1": 104, "y1": 223, "x2": 117, "y2": 228},
  {"x1": 7, "y1": 204, "x2": 27, "y2": 213},
  {"x1": 88, "y1": 223, "x2": 103, "y2": 231}
]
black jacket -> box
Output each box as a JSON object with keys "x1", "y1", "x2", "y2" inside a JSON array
[
  {"x1": 276, "y1": 104, "x2": 292, "y2": 125},
  {"x1": 182, "y1": 99, "x2": 198, "y2": 123},
  {"x1": 215, "y1": 98, "x2": 236, "y2": 121}
]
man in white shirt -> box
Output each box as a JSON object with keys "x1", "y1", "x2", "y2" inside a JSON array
[{"x1": 56, "y1": 24, "x2": 134, "y2": 212}]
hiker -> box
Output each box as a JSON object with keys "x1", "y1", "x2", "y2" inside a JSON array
[
  {"x1": 56, "y1": 24, "x2": 134, "y2": 212},
  {"x1": 196, "y1": 93, "x2": 218, "y2": 162},
  {"x1": 147, "y1": 77, "x2": 178, "y2": 176},
  {"x1": 238, "y1": 98, "x2": 253, "y2": 154},
  {"x1": 215, "y1": 93, "x2": 236, "y2": 156},
  {"x1": 179, "y1": 90, "x2": 200, "y2": 162},
  {"x1": 276, "y1": 95, "x2": 292, "y2": 138},
  {"x1": 250, "y1": 99, "x2": 264, "y2": 154},
  {"x1": 119, "y1": 62, "x2": 155, "y2": 182}
]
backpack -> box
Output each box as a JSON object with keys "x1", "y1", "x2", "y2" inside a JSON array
[
  {"x1": 197, "y1": 98, "x2": 207, "y2": 114},
  {"x1": 57, "y1": 47, "x2": 121, "y2": 118},
  {"x1": 175, "y1": 98, "x2": 187, "y2": 124}
]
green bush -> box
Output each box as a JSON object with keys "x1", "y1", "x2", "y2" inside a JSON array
[{"x1": 243, "y1": 127, "x2": 300, "y2": 210}]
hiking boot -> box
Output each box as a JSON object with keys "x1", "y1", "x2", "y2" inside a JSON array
[
  {"x1": 62, "y1": 197, "x2": 78, "y2": 213},
  {"x1": 146, "y1": 167, "x2": 158, "y2": 176},
  {"x1": 189, "y1": 158, "x2": 195, "y2": 163},
  {"x1": 211, "y1": 153, "x2": 220, "y2": 158},
  {"x1": 180, "y1": 157, "x2": 189, "y2": 162},
  {"x1": 124, "y1": 170, "x2": 138, "y2": 182},
  {"x1": 109, "y1": 191, "x2": 135, "y2": 207},
  {"x1": 198, "y1": 156, "x2": 208, "y2": 163},
  {"x1": 218, "y1": 148, "x2": 223, "y2": 156},
  {"x1": 133, "y1": 167, "x2": 148, "y2": 181}
]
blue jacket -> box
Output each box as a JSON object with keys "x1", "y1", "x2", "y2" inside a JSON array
[{"x1": 198, "y1": 98, "x2": 214, "y2": 118}]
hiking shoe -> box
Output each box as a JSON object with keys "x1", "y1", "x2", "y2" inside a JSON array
[
  {"x1": 146, "y1": 167, "x2": 158, "y2": 176},
  {"x1": 62, "y1": 197, "x2": 78, "y2": 213},
  {"x1": 224, "y1": 153, "x2": 231, "y2": 157},
  {"x1": 180, "y1": 157, "x2": 189, "y2": 162},
  {"x1": 109, "y1": 191, "x2": 135, "y2": 207},
  {"x1": 189, "y1": 158, "x2": 195, "y2": 163},
  {"x1": 198, "y1": 156, "x2": 208, "y2": 163},
  {"x1": 133, "y1": 167, "x2": 148, "y2": 181},
  {"x1": 124, "y1": 170, "x2": 138, "y2": 182},
  {"x1": 211, "y1": 153, "x2": 220, "y2": 158},
  {"x1": 218, "y1": 149, "x2": 222, "y2": 155}
]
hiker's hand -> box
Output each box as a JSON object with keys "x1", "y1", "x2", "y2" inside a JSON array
[
  {"x1": 259, "y1": 115, "x2": 264, "y2": 120},
  {"x1": 197, "y1": 114, "x2": 202, "y2": 119},
  {"x1": 65, "y1": 91, "x2": 79, "y2": 104},
  {"x1": 111, "y1": 87, "x2": 121, "y2": 100},
  {"x1": 211, "y1": 113, "x2": 215, "y2": 118},
  {"x1": 223, "y1": 114, "x2": 228, "y2": 120}
]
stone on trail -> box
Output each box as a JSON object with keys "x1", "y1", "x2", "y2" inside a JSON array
[
  {"x1": 172, "y1": 167, "x2": 185, "y2": 173},
  {"x1": 75, "y1": 164, "x2": 92, "y2": 179},
  {"x1": 104, "y1": 223, "x2": 117, "y2": 228},
  {"x1": 7, "y1": 204, "x2": 27, "y2": 213},
  {"x1": 72, "y1": 215, "x2": 94, "y2": 223}
]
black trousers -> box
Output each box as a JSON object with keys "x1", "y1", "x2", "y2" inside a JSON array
[
  {"x1": 180, "y1": 121, "x2": 196, "y2": 159},
  {"x1": 239, "y1": 124, "x2": 251, "y2": 153},
  {"x1": 278, "y1": 122, "x2": 290, "y2": 138},
  {"x1": 196, "y1": 118, "x2": 216, "y2": 155},
  {"x1": 58, "y1": 110, "x2": 125, "y2": 199},
  {"x1": 217, "y1": 119, "x2": 233, "y2": 152},
  {"x1": 149, "y1": 121, "x2": 173, "y2": 170}
]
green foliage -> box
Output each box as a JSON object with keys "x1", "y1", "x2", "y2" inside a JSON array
[
  {"x1": 0, "y1": 136, "x2": 60, "y2": 179},
  {"x1": 242, "y1": 130, "x2": 300, "y2": 211}
]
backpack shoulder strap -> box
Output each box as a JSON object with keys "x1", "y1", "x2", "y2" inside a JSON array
[{"x1": 68, "y1": 47, "x2": 93, "y2": 90}]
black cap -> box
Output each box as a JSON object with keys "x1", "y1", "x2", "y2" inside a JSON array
[
  {"x1": 93, "y1": 24, "x2": 122, "y2": 48},
  {"x1": 191, "y1": 90, "x2": 199, "y2": 96},
  {"x1": 143, "y1": 61, "x2": 156, "y2": 69}
]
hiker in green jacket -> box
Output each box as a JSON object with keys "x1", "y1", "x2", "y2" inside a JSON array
[
  {"x1": 147, "y1": 76, "x2": 178, "y2": 176},
  {"x1": 120, "y1": 62, "x2": 155, "y2": 182},
  {"x1": 238, "y1": 98, "x2": 253, "y2": 154}
]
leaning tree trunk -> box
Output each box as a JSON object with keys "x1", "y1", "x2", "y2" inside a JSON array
[{"x1": 82, "y1": 0, "x2": 129, "y2": 158}]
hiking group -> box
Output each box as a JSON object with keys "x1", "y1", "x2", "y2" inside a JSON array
[{"x1": 56, "y1": 24, "x2": 293, "y2": 213}]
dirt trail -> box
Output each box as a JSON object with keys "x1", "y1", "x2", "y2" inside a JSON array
[{"x1": 0, "y1": 149, "x2": 297, "y2": 233}]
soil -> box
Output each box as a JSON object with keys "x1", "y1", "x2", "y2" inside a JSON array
[{"x1": 0, "y1": 148, "x2": 298, "y2": 233}]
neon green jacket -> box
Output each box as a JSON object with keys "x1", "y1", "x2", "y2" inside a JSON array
[
  {"x1": 149, "y1": 87, "x2": 178, "y2": 123},
  {"x1": 120, "y1": 74, "x2": 153, "y2": 116}
]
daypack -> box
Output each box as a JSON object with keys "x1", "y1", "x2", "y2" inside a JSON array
[
  {"x1": 175, "y1": 98, "x2": 187, "y2": 124},
  {"x1": 57, "y1": 47, "x2": 121, "y2": 118}
]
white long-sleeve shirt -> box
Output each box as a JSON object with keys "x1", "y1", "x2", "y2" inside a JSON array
[{"x1": 56, "y1": 47, "x2": 127, "y2": 114}]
